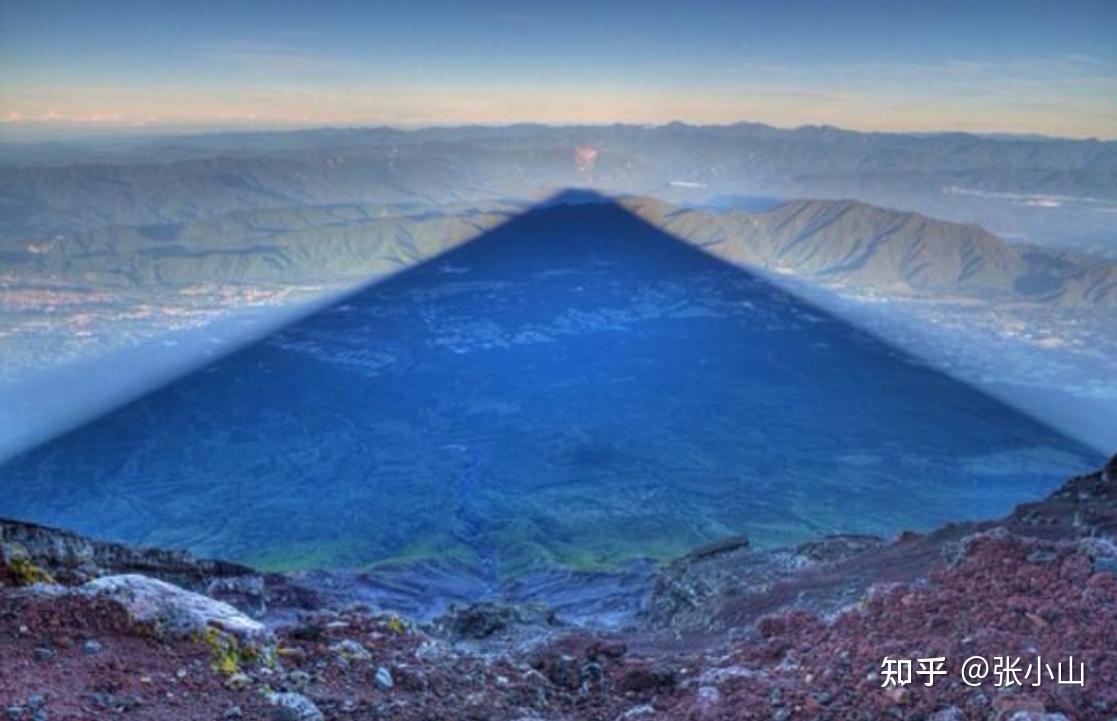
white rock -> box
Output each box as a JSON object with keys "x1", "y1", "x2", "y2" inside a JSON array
[
  {"x1": 82, "y1": 574, "x2": 268, "y2": 643},
  {"x1": 695, "y1": 685, "x2": 720, "y2": 716},
  {"x1": 698, "y1": 665, "x2": 760, "y2": 686},
  {"x1": 330, "y1": 639, "x2": 371, "y2": 661},
  {"x1": 269, "y1": 692, "x2": 323, "y2": 721}
]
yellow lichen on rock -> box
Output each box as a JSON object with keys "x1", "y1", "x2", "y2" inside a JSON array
[
  {"x1": 387, "y1": 615, "x2": 405, "y2": 634},
  {"x1": 201, "y1": 626, "x2": 242, "y2": 676},
  {"x1": 0, "y1": 543, "x2": 57, "y2": 586},
  {"x1": 199, "y1": 625, "x2": 275, "y2": 676}
]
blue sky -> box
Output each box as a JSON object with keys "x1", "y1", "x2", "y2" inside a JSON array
[{"x1": 1, "y1": 0, "x2": 1115, "y2": 138}]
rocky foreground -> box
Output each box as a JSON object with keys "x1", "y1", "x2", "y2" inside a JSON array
[{"x1": 2, "y1": 456, "x2": 1116, "y2": 721}]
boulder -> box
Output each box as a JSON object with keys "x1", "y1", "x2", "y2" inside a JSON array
[
  {"x1": 81, "y1": 574, "x2": 268, "y2": 644},
  {"x1": 436, "y1": 601, "x2": 557, "y2": 640},
  {"x1": 268, "y1": 693, "x2": 323, "y2": 721}
]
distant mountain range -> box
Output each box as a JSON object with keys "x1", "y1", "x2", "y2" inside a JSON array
[
  {"x1": 7, "y1": 194, "x2": 1114, "y2": 309},
  {"x1": 2, "y1": 122, "x2": 1114, "y2": 255},
  {"x1": 623, "y1": 197, "x2": 1117, "y2": 307}
]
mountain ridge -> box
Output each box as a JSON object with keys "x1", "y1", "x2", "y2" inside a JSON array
[
  {"x1": 622, "y1": 197, "x2": 1117, "y2": 306},
  {"x1": 9, "y1": 194, "x2": 1112, "y2": 307}
]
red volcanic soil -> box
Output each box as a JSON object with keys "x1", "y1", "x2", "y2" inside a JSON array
[
  {"x1": 2, "y1": 457, "x2": 1115, "y2": 720},
  {"x1": 660, "y1": 532, "x2": 1117, "y2": 720},
  {"x1": 0, "y1": 593, "x2": 274, "y2": 720}
]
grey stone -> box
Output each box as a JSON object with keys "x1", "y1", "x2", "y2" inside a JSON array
[
  {"x1": 269, "y1": 693, "x2": 323, "y2": 721},
  {"x1": 329, "y1": 639, "x2": 370, "y2": 661}
]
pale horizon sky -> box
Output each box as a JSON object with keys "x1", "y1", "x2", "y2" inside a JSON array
[{"x1": 2, "y1": 0, "x2": 1116, "y2": 141}]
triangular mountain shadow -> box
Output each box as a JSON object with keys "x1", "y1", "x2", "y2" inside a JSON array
[{"x1": 0, "y1": 190, "x2": 1100, "y2": 585}]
